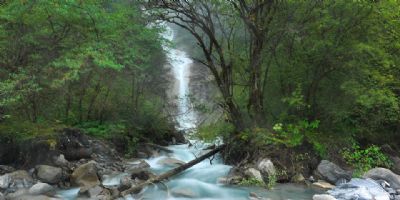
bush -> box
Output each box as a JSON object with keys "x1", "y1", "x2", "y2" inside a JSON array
[{"x1": 341, "y1": 144, "x2": 393, "y2": 177}]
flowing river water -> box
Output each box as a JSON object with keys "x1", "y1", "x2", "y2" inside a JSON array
[{"x1": 57, "y1": 26, "x2": 319, "y2": 200}]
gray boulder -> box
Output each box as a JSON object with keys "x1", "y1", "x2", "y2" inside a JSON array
[
  {"x1": 316, "y1": 160, "x2": 351, "y2": 184},
  {"x1": 71, "y1": 161, "x2": 100, "y2": 191},
  {"x1": 0, "y1": 170, "x2": 34, "y2": 190},
  {"x1": 313, "y1": 194, "x2": 337, "y2": 200},
  {"x1": 364, "y1": 168, "x2": 400, "y2": 190},
  {"x1": 257, "y1": 158, "x2": 276, "y2": 176},
  {"x1": 54, "y1": 154, "x2": 69, "y2": 167},
  {"x1": 29, "y1": 182, "x2": 54, "y2": 195},
  {"x1": 328, "y1": 178, "x2": 390, "y2": 200},
  {"x1": 36, "y1": 165, "x2": 62, "y2": 184},
  {"x1": 244, "y1": 168, "x2": 264, "y2": 183},
  {"x1": 0, "y1": 192, "x2": 4, "y2": 200}
]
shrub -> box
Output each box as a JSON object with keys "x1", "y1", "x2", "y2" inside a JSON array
[{"x1": 341, "y1": 144, "x2": 393, "y2": 177}]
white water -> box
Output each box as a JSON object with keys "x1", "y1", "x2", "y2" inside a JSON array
[{"x1": 57, "y1": 26, "x2": 319, "y2": 200}]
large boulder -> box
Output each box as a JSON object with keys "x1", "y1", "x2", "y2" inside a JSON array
[
  {"x1": 328, "y1": 178, "x2": 390, "y2": 200},
  {"x1": 0, "y1": 170, "x2": 34, "y2": 190},
  {"x1": 36, "y1": 165, "x2": 62, "y2": 184},
  {"x1": 316, "y1": 160, "x2": 351, "y2": 184},
  {"x1": 29, "y1": 183, "x2": 55, "y2": 196},
  {"x1": 364, "y1": 168, "x2": 400, "y2": 190},
  {"x1": 71, "y1": 161, "x2": 100, "y2": 191},
  {"x1": 313, "y1": 194, "x2": 337, "y2": 200}
]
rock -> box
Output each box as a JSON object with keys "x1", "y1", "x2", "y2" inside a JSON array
[
  {"x1": 88, "y1": 186, "x2": 103, "y2": 198},
  {"x1": 131, "y1": 170, "x2": 154, "y2": 181},
  {"x1": 171, "y1": 188, "x2": 197, "y2": 198},
  {"x1": 56, "y1": 128, "x2": 92, "y2": 160},
  {"x1": 118, "y1": 176, "x2": 132, "y2": 191},
  {"x1": 313, "y1": 194, "x2": 337, "y2": 200},
  {"x1": 0, "y1": 165, "x2": 15, "y2": 175},
  {"x1": 157, "y1": 158, "x2": 185, "y2": 167},
  {"x1": 335, "y1": 178, "x2": 347, "y2": 186},
  {"x1": 328, "y1": 178, "x2": 390, "y2": 200},
  {"x1": 126, "y1": 160, "x2": 150, "y2": 174},
  {"x1": 312, "y1": 180, "x2": 336, "y2": 189},
  {"x1": 36, "y1": 165, "x2": 62, "y2": 184},
  {"x1": 0, "y1": 192, "x2": 4, "y2": 200},
  {"x1": 0, "y1": 170, "x2": 34, "y2": 190},
  {"x1": 29, "y1": 183, "x2": 54, "y2": 195},
  {"x1": 54, "y1": 154, "x2": 69, "y2": 167},
  {"x1": 256, "y1": 158, "x2": 276, "y2": 176},
  {"x1": 316, "y1": 160, "x2": 351, "y2": 184},
  {"x1": 364, "y1": 168, "x2": 400, "y2": 190},
  {"x1": 244, "y1": 168, "x2": 264, "y2": 182},
  {"x1": 71, "y1": 161, "x2": 100, "y2": 191},
  {"x1": 292, "y1": 173, "x2": 306, "y2": 183}
]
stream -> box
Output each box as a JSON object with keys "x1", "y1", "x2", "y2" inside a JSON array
[{"x1": 57, "y1": 26, "x2": 319, "y2": 200}]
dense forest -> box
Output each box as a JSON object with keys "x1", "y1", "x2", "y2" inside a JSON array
[
  {"x1": 0, "y1": 1, "x2": 179, "y2": 156},
  {"x1": 0, "y1": 0, "x2": 399, "y2": 199},
  {"x1": 150, "y1": 0, "x2": 400, "y2": 172}
]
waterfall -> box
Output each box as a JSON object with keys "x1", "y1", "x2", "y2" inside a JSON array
[{"x1": 163, "y1": 26, "x2": 197, "y2": 131}]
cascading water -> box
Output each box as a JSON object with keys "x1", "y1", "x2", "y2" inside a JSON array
[
  {"x1": 132, "y1": 26, "x2": 319, "y2": 200},
  {"x1": 163, "y1": 26, "x2": 197, "y2": 130},
  {"x1": 57, "y1": 25, "x2": 319, "y2": 200}
]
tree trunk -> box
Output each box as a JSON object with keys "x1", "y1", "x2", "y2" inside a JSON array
[{"x1": 120, "y1": 145, "x2": 225, "y2": 196}]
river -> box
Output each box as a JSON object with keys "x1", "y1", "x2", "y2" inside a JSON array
[{"x1": 57, "y1": 25, "x2": 319, "y2": 200}]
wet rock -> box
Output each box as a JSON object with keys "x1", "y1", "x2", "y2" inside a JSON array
[
  {"x1": 256, "y1": 158, "x2": 276, "y2": 176},
  {"x1": 312, "y1": 180, "x2": 335, "y2": 189},
  {"x1": 312, "y1": 194, "x2": 337, "y2": 200},
  {"x1": 131, "y1": 170, "x2": 155, "y2": 182},
  {"x1": 328, "y1": 178, "x2": 390, "y2": 200},
  {"x1": 0, "y1": 170, "x2": 34, "y2": 190},
  {"x1": 53, "y1": 154, "x2": 69, "y2": 167},
  {"x1": 118, "y1": 176, "x2": 132, "y2": 191},
  {"x1": 36, "y1": 165, "x2": 62, "y2": 184},
  {"x1": 292, "y1": 173, "x2": 306, "y2": 183},
  {"x1": 88, "y1": 186, "x2": 103, "y2": 197},
  {"x1": 316, "y1": 160, "x2": 351, "y2": 184},
  {"x1": 363, "y1": 168, "x2": 400, "y2": 190},
  {"x1": 29, "y1": 182, "x2": 54, "y2": 196},
  {"x1": 126, "y1": 160, "x2": 150, "y2": 174},
  {"x1": 71, "y1": 161, "x2": 100, "y2": 191},
  {"x1": 157, "y1": 158, "x2": 185, "y2": 167},
  {"x1": 171, "y1": 188, "x2": 197, "y2": 198},
  {"x1": 0, "y1": 165, "x2": 15, "y2": 175},
  {"x1": 244, "y1": 168, "x2": 264, "y2": 182}
]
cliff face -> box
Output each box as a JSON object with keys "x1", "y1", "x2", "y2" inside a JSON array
[{"x1": 188, "y1": 62, "x2": 222, "y2": 126}]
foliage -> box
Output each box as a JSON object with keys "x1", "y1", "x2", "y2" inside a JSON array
[
  {"x1": 341, "y1": 144, "x2": 393, "y2": 177},
  {"x1": 238, "y1": 177, "x2": 266, "y2": 188},
  {"x1": 197, "y1": 121, "x2": 235, "y2": 142}
]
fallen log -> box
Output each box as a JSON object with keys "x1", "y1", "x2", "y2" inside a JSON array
[{"x1": 120, "y1": 144, "x2": 225, "y2": 196}]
